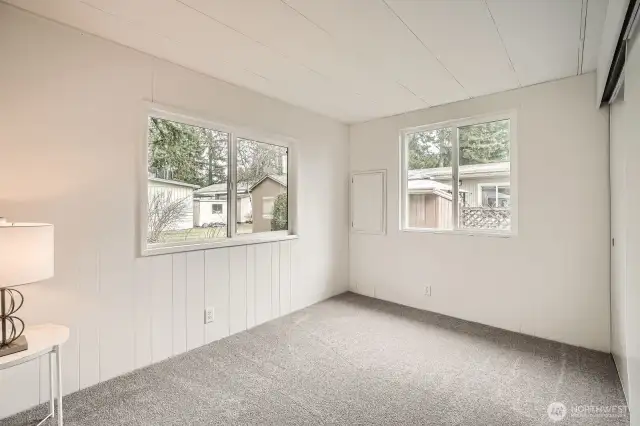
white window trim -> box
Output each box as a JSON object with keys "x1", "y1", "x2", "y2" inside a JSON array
[
  {"x1": 140, "y1": 102, "x2": 297, "y2": 257},
  {"x1": 399, "y1": 110, "x2": 518, "y2": 237},
  {"x1": 477, "y1": 182, "x2": 511, "y2": 207}
]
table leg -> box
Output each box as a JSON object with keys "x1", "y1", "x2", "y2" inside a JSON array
[
  {"x1": 49, "y1": 352, "x2": 54, "y2": 418},
  {"x1": 55, "y1": 345, "x2": 63, "y2": 425}
]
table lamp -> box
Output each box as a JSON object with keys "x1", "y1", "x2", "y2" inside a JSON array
[{"x1": 0, "y1": 218, "x2": 54, "y2": 357}]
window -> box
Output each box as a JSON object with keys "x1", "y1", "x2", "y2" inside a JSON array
[
  {"x1": 262, "y1": 196, "x2": 275, "y2": 219},
  {"x1": 478, "y1": 184, "x2": 510, "y2": 208},
  {"x1": 212, "y1": 203, "x2": 223, "y2": 214},
  {"x1": 237, "y1": 138, "x2": 288, "y2": 234},
  {"x1": 401, "y1": 112, "x2": 515, "y2": 235},
  {"x1": 143, "y1": 106, "x2": 292, "y2": 255}
]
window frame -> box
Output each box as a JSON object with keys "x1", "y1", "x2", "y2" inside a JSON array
[
  {"x1": 140, "y1": 103, "x2": 297, "y2": 257},
  {"x1": 400, "y1": 111, "x2": 518, "y2": 237}
]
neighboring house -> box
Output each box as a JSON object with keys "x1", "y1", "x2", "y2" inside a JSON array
[
  {"x1": 249, "y1": 174, "x2": 287, "y2": 233},
  {"x1": 193, "y1": 182, "x2": 251, "y2": 226},
  {"x1": 408, "y1": 162, "x2": 510, "y2": 229},
  {"x1": 148, "y1": 177, "x2": 199, "y2": 230}
]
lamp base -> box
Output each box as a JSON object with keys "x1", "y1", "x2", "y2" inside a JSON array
[{"x1": 0, "y1": 335, "x2": 28, "y2": 357}]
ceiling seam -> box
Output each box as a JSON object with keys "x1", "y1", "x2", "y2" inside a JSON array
[
  {"x1": 279, "y1": 0, "x2": 428, "y2": 107},
  {"x1": 174, "y1": 0, "x2": 382, "y2": 107},
  {"x1": 79, "y1": 0, "x2": 172, "y2": 41},
  {"x1": 484, "y1": 0, "x2": 521, "y2": 88},
  {"x1": 396, "y1": 82, "x2": 431, "y2": 107},
  {"x1": 79, "y1": 0, "x2": 271, "y2": 82},
  {"x1": 578, "y1": 0, "x2": 589, "y2": 75},
  {"x1": 279, "y1": 0, "x2": 332, "y2": 37},
  {"x1": 380, "y1": 0, "x2": 471, "y2": 100}
]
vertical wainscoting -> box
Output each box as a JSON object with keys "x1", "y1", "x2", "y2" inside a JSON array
[{"x1": 0, "y1": 240, "x2": 295, "y2": 419}]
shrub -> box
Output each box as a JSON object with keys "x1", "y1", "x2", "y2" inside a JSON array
[
  {"x1": 147, "y1": 192, "x2": 189, "y2": 243},
  {"x1": 271, "y1": 193, "x2": 288, "y2": 231}
]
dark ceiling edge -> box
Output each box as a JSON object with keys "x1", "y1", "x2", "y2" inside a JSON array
[{"x1": 602, "y1": 0, "x2": 640, "y2": 104}]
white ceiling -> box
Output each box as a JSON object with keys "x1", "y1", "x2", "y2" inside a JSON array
[{"x1": 4, "y1": 0, "x2": 609, "y2": 123}]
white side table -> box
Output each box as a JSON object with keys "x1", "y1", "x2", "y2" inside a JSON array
[{"x1": 0, "y1": 324, "x2": 69, "y2": 425}]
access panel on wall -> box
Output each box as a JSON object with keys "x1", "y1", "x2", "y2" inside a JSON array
[{"x1": 350, "y1": 170, "x2": 386, "y2": 235}]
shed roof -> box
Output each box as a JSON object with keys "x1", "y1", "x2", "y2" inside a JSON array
[
  {"x1": 248, "y1": 174, "x2": 287, "y2": 192},
  {"x1": 195, "y1": 182, "x2": 249, "y2": 196},
  {"x1": 408, "y1": 179, "x2": 469, "y2": 196},
  {"x1": 148, "y1": 177, "x2": 200, "y2": 189}
]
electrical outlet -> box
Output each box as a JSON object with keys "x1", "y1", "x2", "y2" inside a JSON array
[
  {"x1": 205, "y1": 307, "x2": 214, "y2": 324},
  {"x1": 424, "y1": 286, "x2": 432, "y2": 297}
]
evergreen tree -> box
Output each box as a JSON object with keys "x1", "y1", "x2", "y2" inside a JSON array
[
  {"x1": 407, "y1": 128, "x2": 452, "y2": 170},
  {"x1": 407, "y1": 119, "x2": 510, "y2": 170},
  {"x1": 198, "y1": 127, "x2": 228, "y2": 186},
  {"x1": 148, "y1": 117, "x2": 206, "y2": 186},
  {"x1": 148, "y1": 118, "x2": 230, "y2": 187},
  {"x1": 459, "y1": 119, "x2": 509, "y2": 166}
]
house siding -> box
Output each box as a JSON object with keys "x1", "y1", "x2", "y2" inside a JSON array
[
  {"x1": 458, "y1": 176, "x2": 509, "y2": 207},
  {"x1": 195, "y1": 195, "x2": 251, "y2": 227},
  {"x1": 148, "y1": 179, "x2": 195, "y2": 229}
]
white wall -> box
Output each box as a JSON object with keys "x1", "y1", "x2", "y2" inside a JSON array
[
  {"x1": 0, "y1": 5, "x2": 349, "y2": 418},
  {"x1": 350, "y1": 73, "x2": 611, "y2": 351},
  {"x1": 610, "y1": 31, "x2": 640, "y2": 423}
]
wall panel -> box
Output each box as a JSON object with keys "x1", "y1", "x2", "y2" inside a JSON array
[
  {"x1": 186, "y1": 252, "x2": 205, "y2": 351},
  {"x1": 205, "y1": 249, "x2": 230, "y2": 343},
  {"x1": 279, "y1": 241, "x2": 292, "y2": 315},
  {"x1": 255, "y1": 244, "x2": 273, "y2": 325},
  {"x1": 133, "y1": 258, "x2": 152, "y2": 369},
  {"x1": 151, "y1": 255, "x2": 174, "y2": 363},
  {"x1": 229, "y1": 246, "x2": 248, "y2": 335},
  {"x1": 246, "y1": 246, "x2": 257, "y2": 329},
  {"x1": 271, "y1": 243, "x2": 281, "y2": 317},
  {"x1": 172, "y1": 253, "x2": 188, "y2": 356}
]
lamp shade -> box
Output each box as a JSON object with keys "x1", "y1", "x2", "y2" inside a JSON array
[{"x1": 0, "y1": 222, "x2": 54, "y2": 288}]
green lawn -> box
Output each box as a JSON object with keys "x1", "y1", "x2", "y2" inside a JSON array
[{"x1": 159, "y1": 224, "x2": 253, "y2": 243}]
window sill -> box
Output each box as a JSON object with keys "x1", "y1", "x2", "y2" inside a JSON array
[
  {"x1": 400, "y1": 228, "x2": 516, "y2": 238},
  {"x1": 142, "y1": 233, "x2": 298, "y2": 257}
]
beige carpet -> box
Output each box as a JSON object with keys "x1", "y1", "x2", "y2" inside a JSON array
[{"x1": 4, "y1": 292, "x2": 628, "y2": 425}]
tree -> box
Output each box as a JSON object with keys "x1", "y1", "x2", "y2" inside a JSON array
[
  {"x1": 459, "y1": 120, "x2": 509, "y2": 166},
  {"x1": 271, "y1": 193, "x2": 288, "y2": 231},
  {"x1": 407, "y1": 128, "x2": 452, "y2": 170},
  {"x1": 148, "y1": 117, "x2": 206, "y2": 186},
  {"x1": 236, "y1": 139, "x2": 286, "y2": 189},
  {"x1": 148, "y1": 118, "x2": 229, "y2": 187},
  {"x1": 407, "y1": 120, "x2": 510, "y2": 170},
  {"x1": 198, "y1": 127, "x2": 228, "y2": 186}
]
